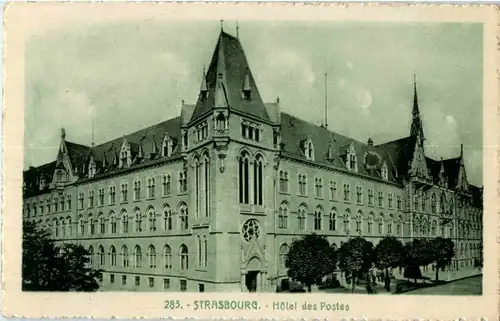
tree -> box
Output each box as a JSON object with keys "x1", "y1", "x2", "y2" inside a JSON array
[
  {"x1": 374, "y1": 236, "x2": 404, "y2": 290},
  {"x1": 429, "y1": 237, "x2": 454, "y2": 282},
  {"x1": 285, "y1": 233, "x2": 336, "y2": 292},
  {"x1": 338, "y1": 237, "x2": 373, "y2": 293},
  {"x1": 403, "y1": 238, "x2": 434, "y2": 283},
  {"x1": 22, "y1": 221, "x2": 102, "y2": 291}
]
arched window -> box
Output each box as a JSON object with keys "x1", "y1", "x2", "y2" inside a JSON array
[
  {"x1": 449, "y1": 198, "x2": 454, "y2": 215},
  {"x1": 60, "y1": 217, "x2": 66, "y2": 237},
  {"x1": 397, "y1": 215, "x2": 403, "y2": 235},
  {"x1": 109, "y1": 245, "x2": 117, "y2": 266},
  {"x1": 279, "y1": 244, "x2": 289, "y2": 269},
  {"x1": 53, "y1": 218, "x2": 59, "y2": 237},
  {"x1": 88, "y1": 214, "x2": 95, "y2": 235},
  {"x1": 431, "y1": 193, "x2": 437, "y2": 213},
  {"x1": 368, "y1": 212, "x2": 374, "y2": 235},
  {"x1": 148, "y1": 245, "x2": 156, "y2": 268},
  {"x1": 203, "y1": 236, "x2": 208, "y2": 268},
  {"x1": 314, "y1": 206, "x2": 322, "y2": 231},
  {"x1": 134, "y1": 245, "x2": 142, "y2": 268},
  {"x1": 203, "y1": 154, "x2": 210, "y2": 217},
  {"x1": 378, "y1": 213, "x2": 384, "y2": 235},
  {"x1": 304, "y1": 139, "x2": 314, "y2": 161},
  {"x1": 449, "y1": 222, "x2": 454, "y2": 238},
  {"x1": 329, "y1": 208, "x2": 337, "y2": 231},
  {"x1": 180, "y1": 244, "x2": 189, "y2": 270},
  {"x1": 109, "y1": 212, "x2": 116, "y2": 234},
  {"x1": 421, "y1": 191, "x2": 427, "y2": 212},
  {"x1": 121, "y1": 210, "x2": 129, "y2": 233},
  {"x1": 162, "y1": 174, "x2": 171, "y2": 196},
  {"x1": 121, "y1": 245, "x2": 129, "y2": 267},
  {"x1": 197, "y1": 236, "x2": 202, "y2": 267},
  {"x1": 79, "y1": 215, "x2": 84, "y2": 235},
  {"x1": 343, "y1": 209, "x2": 351, "y2": 233},
  {"x1": 178, "y1": 203, "x2": 188, "y2": 230},
  {"x1": 66, "y1": 216, "x2": 72, "y2": 236},
  {"x1": 98, "y1": 245, "x2": 105, "y2": 266},
  {"x1": 278, "y1": 202, "x2": 288, "y2": 229},
  {"x1": 98, "y1": 213, "x2": 105, "y2": 234},
  {"x1": 148, "y1": 207, "x2": 156, "y2": 231},
  {"x1": 356, "y1": 211, "x2": 363, "y2": 234},
  {"x1": 163, "y1": 204, "x2": 172, "y2": 231},
  {"x1": 238, "y1": 152, "x2": 250, "y2": 204},
  {"x1": 88, "y1": 245, "x2": 94, "y2": 267},
  {"x1": 163, "y1": 245, "x2": 172, "y2": 269},
  {"x1": 387, "y1": 214, "x2": 393, "y2": 235},
  {"x1": 253, "y1": 155, "x2": 263, "y2": 205},
  {"x1": 298, "y1": 204, "x2": 306, "y2": 231},
  {"x1": 134, "y1": 208, "x2": 142, "y2": 232},
  {"x1": 440, "y1": 193, "x2": 446, "y2": 214}
]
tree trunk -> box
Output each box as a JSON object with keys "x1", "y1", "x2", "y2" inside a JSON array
[
  {"x1": 307, "y1": 284, "x2": 311, "y2": 292},
  {"x1": 351, "y1": 274, "x2": 356, "y2": 293},
  {"x1": 435, "y1": 264, "x2": 439, "y2": 282}
]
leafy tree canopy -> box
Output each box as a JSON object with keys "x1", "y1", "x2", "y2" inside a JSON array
[
  {"x1": 374, "y1": 236, "x2": 404, "y2": 270},
  {"x1": 285, "y1": 233, "x2": 336, "y2": 290},
  {"x1": 338, "y1": 237, "x2": 373, "y2": 275},
  {"x1": 23, "y1": 221, "x2": 102, "y2": 291}
]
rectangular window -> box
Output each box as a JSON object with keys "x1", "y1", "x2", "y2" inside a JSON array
[
  {"x1": 368, "y1": 189, "x2": 373, "y2": 205},
  {"x1": 397, "y1": 196, "x2": 402, "y2": 209},
  {"x1": 198, "y1": 284, "x2": 205, "y2": 292},
  {"x1": 378, "y1": 191, "x2": 383, "y2": 207},
  {"x1": 163, "y1": 278, "x2": 170, "y2": 290},
  {"x1": 148, "y1": 277, "x2": 154, "y2": 288},
  {"x1": 135, "y1": 276, "x2": 140, "y2": 286},
  {"x1": 356, "y1": 186, "x2": 362, "y2": 203},
  {"x1": 329, "y1": 181, "x2": 337, "y2": 200},
  {"x1": 180, "y1": 280, "x2": 187, "y2": 292},
  {"x1": 110, "y1": 274, "x2": 115, "y2": 284},
  {"x1": 122, "y1": 275, "x2": 127, "y2": 285},
  {"x1": 388, "y1": 193, "x2": 393, "y2": 208}
]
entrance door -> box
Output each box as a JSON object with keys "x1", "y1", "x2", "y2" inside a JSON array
[{"x1": 245, "y1": 271, "x2": 259, "y2": 292}]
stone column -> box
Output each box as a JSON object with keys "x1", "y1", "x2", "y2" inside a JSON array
[{"x1": 241, "y1": 273, "x2": 246, "y2": 292}]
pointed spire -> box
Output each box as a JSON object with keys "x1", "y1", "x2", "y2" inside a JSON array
[
  {"x1": 138, "y1": 143, "x2": 144, "y2": 159},
  {"x1": 236, "y1": 21, "x2": 239, "y2": 39},
  {"x1": 220, "y1": 19, "x2": 224, "y2": 31},
  {"x1": 112, "y1": 149, "x2": 118, "y2": 166},
  {"x1": 460, "y1": 143, "x2": 464, "y2": 158},
  {"x1": 102, "y1": 153, "x2": 107, "y2": 169},
  {"x1": 410, "y1": 74, "x2": 425, "y2": 142},
  {"x1": 61, "y1": 127, "x2": 66, "y2": 141}
]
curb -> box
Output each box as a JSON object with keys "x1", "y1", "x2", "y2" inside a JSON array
[{"x1": 393, "y1": 273, "x2": 482, "y2": 294}]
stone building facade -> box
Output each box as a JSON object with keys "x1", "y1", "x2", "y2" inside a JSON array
[{"x1": 22, "y1": 29, "x2": 483, "y2": 292}]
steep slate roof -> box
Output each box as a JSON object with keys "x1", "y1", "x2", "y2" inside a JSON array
[
  {"x1": 89, "y1": 116, "x2": 182, "y2": 175},
  {"x1": 443, "y1": 157, "x2": 461, "y2": 188},
  {"x1": 469, "y1": 184, "x2": 483, "y2": 207},
  {"x1": 189, "y1": 31, "x2": 270, "y2": 123},
  {"x1": 23, "y1": 161, "x2": 56, "y2": 197},
  {"x1": 425, "y1": 157, "x2": 441, "y2": 185},
  {"x1": 279, "y1": 112, "x2": 398, "y2": 183},
  {"x1": 374, "y1": 136, "x2": 417, "y2": 181},
  {"x1": 65, "y1": 141, "x2": 92, "y2": 172}
]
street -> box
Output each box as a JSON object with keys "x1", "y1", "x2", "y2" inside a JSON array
[{"x1": 404, "y1": 275, "x2": 482, "y2": 295}]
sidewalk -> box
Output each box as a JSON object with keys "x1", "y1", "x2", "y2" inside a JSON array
[{"x1": 393, "y1": 266, "x2": 482, "y2": 283}]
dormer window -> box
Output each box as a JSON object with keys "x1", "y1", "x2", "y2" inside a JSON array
[
  {"x1": 119, "y1": 140, "x2": 131, "y2": 168},
  {"x1": 162, "y1": 135, "x2": 173, "y2": 157},
  {"x1": 346, "y1": 144, "x2": 357, "y2": 172},
  {"x1": 303, "y1": 138, "x2": 314, "y2": 161},
  {"x1": 88, "y1": 158, "x2": 96, "y2": 178},
  {"x1": 381, "y1": 162, "x2": 388, "y2": 180},
  {"x1": 216, "y1": 113, "x2": 226, "y2": 131}
]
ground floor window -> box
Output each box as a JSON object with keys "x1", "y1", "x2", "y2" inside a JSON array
[
  {"x1": 110, "y1": 274, "x2": 115, "y2": 284},
  {"x1": 135, "y1": 276, "x2": 140, "y2": 286},
  {"x1": 122, "y1": 275, "x2": 127, "y2": 285},
  {"x1": 98, "y1": 274, "x2": 103, "y2": 282},
  {"x1": 198, "y1": 284, "x2": 205, "y2": 292},
  {"x1": 163, "y1": 278, "x2": 170, "y2": 290},
  {"x1": 149, "y1": 277, "x2": 154, "y2": 288},
  {"x1": 180, "y1": 280, "x2": 187, "y2": 292}
]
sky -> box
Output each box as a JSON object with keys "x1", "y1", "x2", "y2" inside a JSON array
[{"x1": 24, "y1": 21, "x2": 483, "y2": 186}]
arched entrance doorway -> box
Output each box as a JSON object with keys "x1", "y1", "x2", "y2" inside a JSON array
[{"x1": 243, "y1": 256, "x2": 262, "y2": 292}]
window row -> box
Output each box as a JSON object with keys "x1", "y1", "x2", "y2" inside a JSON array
[
  {"x1": 279, "y1": 172, "x2": 402, "y2": 209},
  {"x1": 241, "y1": 120, "x2": 261, "y2": 142},
  {"x1": 88, "y1": 244, "x2": 193, "y2": 270},
  {"x1": 77, "y1": 173, "x2": 185, "y2": 209},
  {"x1": 107, "y1": 274, "x2": 194, "y2": 291},
  {"x1": 415, "y1": 191, "x2": 455, "y2": 215},
  {"x1": 277, "y1": 203, "x2": 404, "y2": 236},
  {"x1": 24, "y1": 194, "x2": 72, "y2": 217},
  {"x1": 76, "y1": 204, "x2": 189, "y2": 236}
]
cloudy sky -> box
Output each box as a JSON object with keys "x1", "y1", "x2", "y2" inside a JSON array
[{"x1": 25, "y1": 21, "x2": 483, "y2": 186}]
